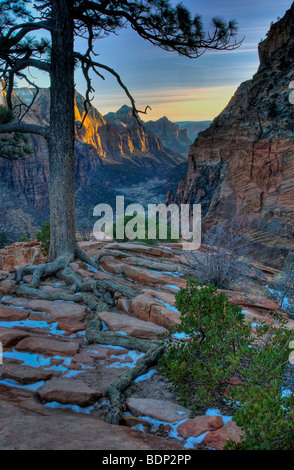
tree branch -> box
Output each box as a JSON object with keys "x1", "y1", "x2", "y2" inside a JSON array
[
  {"x1": 73, "y1": 1, "x2": 243, "y2": 58},
  {"x1": 74, "y1": 52, "x2": 151, "y2": 124},
  {"x1": 5, "y1": 21, "x2": 51, "y2": 42},
  {"x1": 0, "y1": 121, "x2": 49, "y2": 139}
]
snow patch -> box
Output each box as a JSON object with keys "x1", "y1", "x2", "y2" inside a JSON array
[
  {"x1": 134, "y1": 369, "x2": 158, "y2": 383},
  {"x1": 154, "y1": 298, "x2": 179, "y2": 312},
  {"x1": 0, "y1": 378, "x2": 45, "y2": 391}
]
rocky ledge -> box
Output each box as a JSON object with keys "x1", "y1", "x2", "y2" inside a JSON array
[{"x1": 0, "y1": 241, "x2": 292, "y2": 450}]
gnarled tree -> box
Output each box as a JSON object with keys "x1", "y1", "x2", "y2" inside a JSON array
[{"x1": 0, "y1": 0, "x2": 241, "y2": 288}]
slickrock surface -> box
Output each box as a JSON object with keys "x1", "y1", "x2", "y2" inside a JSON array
[
  {"x1": 0, "y1": 240, "x2": 292, "y2": 450},
  {"x1": 0, "y1": 387, "x2": 184, "y2": 451}
]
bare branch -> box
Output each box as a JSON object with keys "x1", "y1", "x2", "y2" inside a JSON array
[
  {"x1": 5, "y1": 20, "x2": 51, "y2": 39},
  {"x1": 0, "y1": 121, "x2": 49, "y2": 139},
  {"x1": 74, "y1": 52, "x2": 151, "y2": 125}
]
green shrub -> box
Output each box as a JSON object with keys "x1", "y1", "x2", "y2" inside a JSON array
[
  {"x1": 225, "y1": 384, "x2": 294, "y2": 450},
  {"x1": 159, "y1": 280, "x2": 252, "y2": 409},
  {"x1": 36, "y1": 221, "x2": 50, "y2": 256},
  {"x1": 159, "y1": 279, "x2": 294, "y2": 449},
  {"x1": 225, "y1": 319, "x2": 294, "y2": 450}
]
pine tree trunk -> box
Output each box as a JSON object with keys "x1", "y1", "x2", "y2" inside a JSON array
[{"x1": 48, "y1": 0, "x2": 76, "y2": 261}]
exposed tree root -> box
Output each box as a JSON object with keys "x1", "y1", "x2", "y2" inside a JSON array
[
  {"x1": 16, "y1": 256, "x2": 70, "y2": 288},
  {"x1": 85, "y1": 309, "x2": 165, "y2": 425},
  {"x1": 56, "y1": 266, "x2": 84, "y2": 287},
  {"x1": 17, "y1": 285, "x2": 84, "y2": 302},
  {"x1": 106, "y1": 342, "x2": 165, "y2": 425},
  {"x1": 80, "y1": 278, "x2": 140, "y2": 300},
  {"x1": 86, "y1": 326, "x2": 153, "y2": 353},
  {"x1": 15, "y1": 243, "x2": 141, "y2": 309},
  {"x1": 15, "y1": 245, "x2": 99, "y2": 289},
  {"x1": 13, "y1": 243, "x2": 166, "y2": 428},
  {"x1": 74, "y1": 245, "x2": 99, "y2": 271}
]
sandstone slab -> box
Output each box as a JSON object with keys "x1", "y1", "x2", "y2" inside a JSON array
[
  {"x1": 0, "y1": 305, "x2": 29, "y2": 321},
  {"x1": 131, "y1": 293, "x2": 180, "y2": 329},
  {"x1": 3, "y1": 297, "x2": 86, "y2": 321},
  {"x1": 116, "y1": 298, "x2": 133, "y2": 315},
  {"x1": 98, "y1": 311, "x2": 167, "y2": 339},
  {"x1": 36, "y1": 377, "x2": 103, "y2": 406},
  {"x1": 106, "y1": 243, "x2": 175, "y2": 258},
  {"x1": 142, "y1": 289, "x2": 177, "y2": 307},
  {"x1": 57, "y1": 317, "x2": 86, "y2": 334},
  {"x1": 177, "y1": 415, "x2": 224, "y2": 439},
  {"x1": 126, "y1": 397, "x2": 191, "y2": 423},
  {"x1": 0, "y1": 278, "x2": 18, "y2": 295},
  {"x1": 204, "y1": 421, "x2": 244, "y2": 450},
  {"x1": 100, "y1": 256, "x2": 125, "y2": 275},
  {"x1": 15, "y1": 336, "x2": 80, "y2": 357},
  {"x1": 0, "y1": 398, "x2": 184, "y2": 450},
  {"x1": 0, "y1": 363, "x2": 54, "y2": 384},
  {"x1": 122, "y1": 265, "x2": 186, "y2": 289},
  {"x1": 0, "y1": 327, "x2": 29, "y2": 347}
]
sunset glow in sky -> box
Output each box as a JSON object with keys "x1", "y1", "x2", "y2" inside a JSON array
[
  {"x1": 84, "y1": 0, "x2": 293, "y2": 122},
  {"x1": 21, "y1": 0, "x2": 294, "y2": 122}
]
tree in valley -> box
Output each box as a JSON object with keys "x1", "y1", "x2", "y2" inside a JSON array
[
  {"x1": 0, "y1": 231, "x2": 8, "y2": 249},
  {"x1": 0, "y1": 0, "x2": 241, "y2": 292}
]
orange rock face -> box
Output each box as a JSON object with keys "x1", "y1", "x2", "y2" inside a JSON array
[
  {"x1": 204, "y1": 421, "x2": 244, "y2": 450},
  {"x1": 177, "y1": 415, "x2": 224, "y2": 439},
  {"x1": 0, "y1": 241, "x2": 46, "y2": 271},
  {"x1": 168, "y1": 5, "x2": 294, "y2": 268},
  {"x1": 0, "y1": 90, "x2": 184, "y2": 243}
]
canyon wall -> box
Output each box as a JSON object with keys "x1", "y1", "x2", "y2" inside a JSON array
[
  {"x1": 168, "y1": 3, "x2": 294, "y2": 267},
  {"x1": 0, "y1": 90, "x2": 184, "y2": 241}
]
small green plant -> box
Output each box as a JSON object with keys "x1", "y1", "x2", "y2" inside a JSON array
[
  {"x1": 18, "y1": 235, "x2": 31, "y2": 242},
  {"x1": 0, "y1": 231, "x2": 8, "y2": 249},
  {"x1": 0, "y1": 105, "x2": 33, "y2": 160},
  {"x1": 36, "y1": 221, "x2": 50, "y2": 256}
]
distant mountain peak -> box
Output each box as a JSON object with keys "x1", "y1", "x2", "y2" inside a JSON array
[{"x1": 144, "y1": 115, "x2": 192, "y2": 156}]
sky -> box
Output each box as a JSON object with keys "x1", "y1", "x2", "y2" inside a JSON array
[{"x1": 25, "y1": 0, "x2": 294, "y2": 122}]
